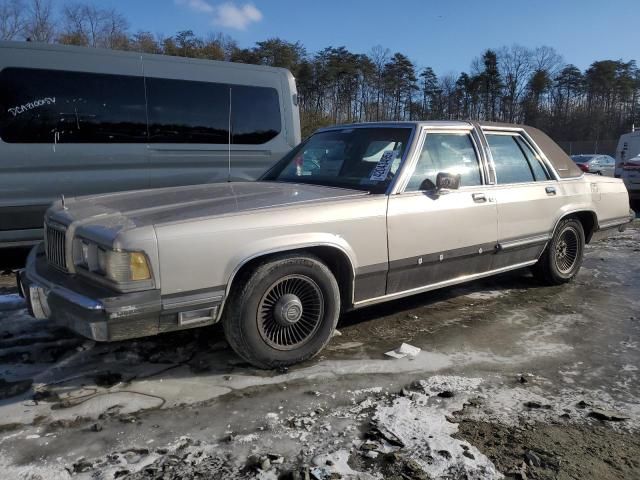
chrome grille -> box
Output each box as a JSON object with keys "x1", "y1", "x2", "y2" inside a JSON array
[{"x1": 45, "y1": 223, "x2": 68, "y2": 272}]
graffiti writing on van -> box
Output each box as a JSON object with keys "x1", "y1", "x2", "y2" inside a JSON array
[{"x1": 8, "y1": 97, "x2": 56, "y2": 117}]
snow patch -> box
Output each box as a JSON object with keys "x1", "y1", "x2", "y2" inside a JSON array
[{"x1": 465, "y1": 290, "x2": 510, "y2": 300}]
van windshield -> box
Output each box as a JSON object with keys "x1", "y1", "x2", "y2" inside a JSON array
[{"x1": 263, "y1": 127, "x2": 412, "y2": 193}]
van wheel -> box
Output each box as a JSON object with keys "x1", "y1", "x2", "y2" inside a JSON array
[
  {"x1": 532, "y1": 218, "x2": 585, "y2": 285},
  {"x1": 223, "y1": 254, "x2": 340, "y2": 369}
]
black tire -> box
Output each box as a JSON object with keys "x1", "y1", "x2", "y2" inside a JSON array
[
  {"x1": 532, "y1": 217, "x2": 585, "y2": 285},
  {"x1": 222, "y1": 254, "x2": 340, "y2": 369}
]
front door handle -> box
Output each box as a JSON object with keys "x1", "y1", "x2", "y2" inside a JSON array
[
  {"x1": 472, "y1": 193, "x2": 487, "y2": 203},
  {"x1": 545, "y1": 186, "x2": 557, "y2": 195}
]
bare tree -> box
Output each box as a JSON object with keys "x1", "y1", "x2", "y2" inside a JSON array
[
  {"x1": 533, "y1": 46, "x2": 564, "y2": 77},
  {"x1": 369, "y1": 45, "x2": 390, "y2": 120},
  {"x1": 24, "y1": 0, "x2": 55, "y2": 42},
  {"x1": 498, "y1": 45, "x2": 533, "y2": 122},
  {"x1": 59, "y1": 2, "x2": 128, "y2": 49},
  {"x1": 0, "y1": 0, "x2": 25, "y2": 40}
]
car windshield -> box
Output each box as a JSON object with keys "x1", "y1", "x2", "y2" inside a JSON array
[
  {"x1": 263, "y1": 127, "x2": 412, "y2": 193},
  {"x1": 571, "y1": 155, "x2": 596, "y2": 163}
]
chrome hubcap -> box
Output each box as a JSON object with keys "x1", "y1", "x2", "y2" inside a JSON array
[
  {"x1": 257, "y1": 275, "x2": 324, "y2": 351},
  {"x1": 274, "y1": 294, "x2": 303, "y2": 326},
  {"x1": 555, "y1": 227, "x2": 579, "y2": 274}
]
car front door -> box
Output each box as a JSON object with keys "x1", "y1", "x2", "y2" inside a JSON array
[
  {"x1": 482, "y1": 129, "x2": 565, "y2": 270},
  {"x1": 386, "y1": 127, "x2": 498, "y2": 295}
]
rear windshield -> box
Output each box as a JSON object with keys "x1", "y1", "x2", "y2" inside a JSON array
[{"x1": 263, "y1": 127, "x2": 413, "y2": 193}]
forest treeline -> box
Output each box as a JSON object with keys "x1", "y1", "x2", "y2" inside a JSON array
[{"x1": 2, "y1": 0, "x2": 639, "y2": 147}]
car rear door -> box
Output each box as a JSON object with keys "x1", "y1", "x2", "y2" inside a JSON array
[
  {"x1": 482, "y1": 128, "x2": 564, "y2": 269},
  {"x1": 386, "y1": 126, "x2": 497, "y2": 295}
]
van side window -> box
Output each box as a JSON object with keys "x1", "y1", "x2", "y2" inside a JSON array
[
  {"x1": 231, "y1": 85, "x2": 281, "y2": 145},
  {"x1": 146, "y1": 78, "x2": 229, "y2": 144},
  {"x1": 0, "y1": 68, "x2": 283, "y2": 146},
  {"x1": 147, "y1": 79, "x2": 281, "y2": 145},
  {"x1": 0, "y1": 67, "x2": 147, "y2": 143},
  {"x1": 406, "y1": 132, "x2": 482, "y2": 191},
  {"x1": 486, "y1": 133, "x2": 548, "y2": 184}
]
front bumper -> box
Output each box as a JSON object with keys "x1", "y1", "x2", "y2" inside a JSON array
[{"x1": 18, "y1": 244, "x2": 222, "y2": 342}]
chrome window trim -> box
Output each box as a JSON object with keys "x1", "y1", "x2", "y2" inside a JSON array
[{"x1": 393, "y1": 126, "x2": 485, "y2": 194}]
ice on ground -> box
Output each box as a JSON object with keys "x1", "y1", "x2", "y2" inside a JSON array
[
  {"x1": 465, "y1": 290, "x2": 510, "y2": 300},
  {"x1": 384, "y1": 343, "x2": 421, "y2": 359},
  {"x1": 372, "y1": 376, "x2": 502, "y2": 479},
  {"x1": 312, "y1": 450, "x2": 380, "y2": 479},
  {"x1": 0, "y1": 454, "x2": 71, "y2": 480},
  {"x1": 0, "y1": 294, "x2": 24, "y2": 311}
]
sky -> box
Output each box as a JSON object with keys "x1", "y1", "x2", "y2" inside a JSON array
[{"x1": 92, "y1": 0, "x2": 638, "y2": 75}]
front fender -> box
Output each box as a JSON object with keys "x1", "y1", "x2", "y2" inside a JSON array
[{"x1": 223, "y1": 232, "x2": 358, "y2": 287}]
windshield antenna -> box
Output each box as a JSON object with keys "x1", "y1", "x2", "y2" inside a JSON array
[{"x1": 227, "y1": 87, "x2": 232, "y2": 182}]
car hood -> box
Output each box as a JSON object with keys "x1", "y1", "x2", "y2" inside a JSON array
[{"x1": 47, "y1": 182, "x2": 366, "y2": 239}]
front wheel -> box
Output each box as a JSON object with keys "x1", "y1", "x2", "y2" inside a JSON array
[
  {"x1": 532, "y1": 218, "x2": 585, "y2": 285},
  {"x1": 223, "y1": 254, "x2": 340, "y2": 369}
]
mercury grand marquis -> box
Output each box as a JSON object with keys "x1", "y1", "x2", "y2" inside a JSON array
[{"x1": 19, "y1": 121, "x2": 634, "y2": 368}]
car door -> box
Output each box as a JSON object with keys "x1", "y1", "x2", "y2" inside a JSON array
[
  {"x1": 386, "y1": 127, "x2": 498, "y2": 295},
  {"x1": 482, "y1": 129, "x2": 564, "y2": 270}
]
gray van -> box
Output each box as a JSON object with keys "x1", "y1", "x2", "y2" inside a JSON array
[{"x1": 0, "y1": 41, "x2": 301, "y2": 248}]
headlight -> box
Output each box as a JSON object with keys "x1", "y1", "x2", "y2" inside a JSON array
[
  {"x1": 81, "y1": 242, "x2": 91, "y2": 267},
  {"x1": 75, "y1": 239, "x2": 152, "y2": 283}
]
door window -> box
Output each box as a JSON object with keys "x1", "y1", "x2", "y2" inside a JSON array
[
  {"x1": 487, "y1": 134, "x2": 549, "y2": 184},
  {"x1": 406, "y1": 132, "x2": 482, "y2": 191}
]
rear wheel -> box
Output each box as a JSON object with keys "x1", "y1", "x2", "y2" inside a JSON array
[
  {"x1": 223, "y1": 254, "x2": 340, "y2": 369},
  {"x1": 532, "y1": 218, "x2": 585, "y2": 285}
]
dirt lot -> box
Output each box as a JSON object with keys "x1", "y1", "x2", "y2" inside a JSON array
[{"x1": 0, "y1": 222, "x2": 638, "y2": 479}]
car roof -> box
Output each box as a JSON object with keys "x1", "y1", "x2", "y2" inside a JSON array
[{"x1": 316, "y1": 120, "x2": 473, "y2": 132}]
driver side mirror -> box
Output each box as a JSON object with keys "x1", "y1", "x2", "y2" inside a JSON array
[
  {"x1": 420, "y1": 172, "x2": 460, "y2": 194},
  {"x1": 429, "y1": 172, "x2": 460, "y2": 195}
]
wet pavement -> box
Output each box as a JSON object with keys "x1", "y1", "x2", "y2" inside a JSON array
[{"x1": 0, "y1": 222, "x2": 638, "y2": 479}]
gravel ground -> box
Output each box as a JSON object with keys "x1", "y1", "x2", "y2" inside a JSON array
[{"x1": 0, "y1": 221, "x2": 638, "y2": 479}]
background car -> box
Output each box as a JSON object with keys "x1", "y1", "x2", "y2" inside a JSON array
[{"x1": 571, "y1": 154, "x2": 616, "y2": 176}]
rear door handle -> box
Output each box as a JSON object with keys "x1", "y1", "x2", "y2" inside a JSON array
[
  {"x1": 472, "y1": 193, "x2": 487, "y2": 203},
  {"x1": 545, "y1": 186, "x2": 556, "y2": 195}
]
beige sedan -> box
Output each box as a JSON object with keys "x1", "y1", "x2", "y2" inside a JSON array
[{"x1": 19, "y1": 121, "x2": 633, "y2": 368}]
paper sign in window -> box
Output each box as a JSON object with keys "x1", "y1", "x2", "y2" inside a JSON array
[{"x1": 369, "y1": 151, "x2": 395, "y2": 181}]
